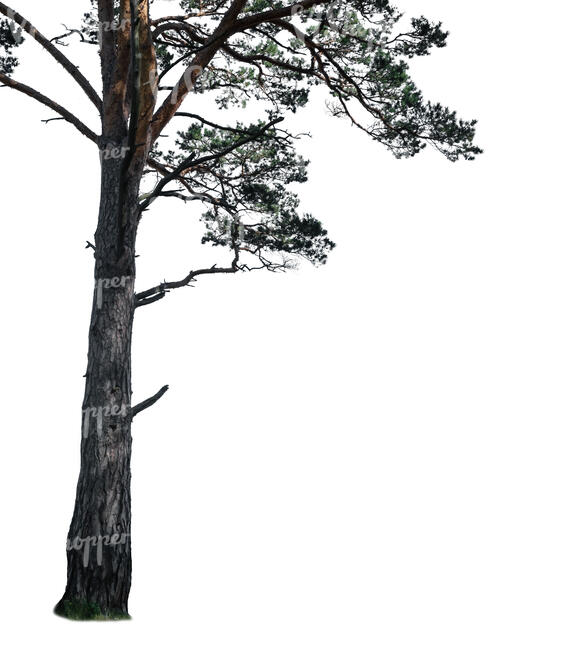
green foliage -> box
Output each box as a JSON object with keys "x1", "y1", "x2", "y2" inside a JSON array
[
  {"x1": 161, "y1": 118, "x2": 335, "y2": 266},
  {"x1": 0, "y1": 18, "x2": 23, "y2": 75},
  {"x1": 146, "y1": 1, "x2": 480, "y2": 270},
  {"x1": 42, "y1": 0, "x2": 481, "y2": 271}
]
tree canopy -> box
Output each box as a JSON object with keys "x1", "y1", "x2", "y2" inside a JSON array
[{"x1": 0, "y1": 0, "x2": 481, "y2": 285}]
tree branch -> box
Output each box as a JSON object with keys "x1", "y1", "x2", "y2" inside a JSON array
[
  {"x1": 131, "y1": 385, "x2": 169, "y2": 418},
  {"x1": 149, "y1": 1, "x2": 331, "y2": 144},
  {"x1": 231, "y1": 0, "x2": 329, "y2": 34},
  {"x1": 0, "y1": 2, "x2": 103, "y2": 113},
  {"x1": 135, "y1": 254, "x2": 240, "y2": 308},
  {"x1": 139, "y1": 151, "x2": 197, "y2": 212},
  {"x1": 145, "y1": 156, "x2": 224, "y2": 209},
  {"x1": 174, "y1": 112, "x2": 251, "y2": 134},
  {"x1": 150, "y1": 0, "x2": 249, "y2": 143},
  {"x1": 0, "y1": 73, "x2": 99, "y2": 143},
  {"x1": 141, "y1": 116, "x2": 283, "y2": 212}
]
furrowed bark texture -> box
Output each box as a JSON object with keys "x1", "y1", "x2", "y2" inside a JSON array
[
  {"x1": 55, "y1": 159, "x2": 141, "y2": 618},
  {"x1": 56, "y1": 0, "x2": 158, "y2": 618}
]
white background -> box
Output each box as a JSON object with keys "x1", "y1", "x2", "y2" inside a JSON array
[{"x1": 0, "y1": 0, "x2": 567, "y2": 647}]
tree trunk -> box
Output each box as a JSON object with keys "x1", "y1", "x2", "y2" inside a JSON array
[{"x1": 55, "y1": 155, "x2": 142, "y2": 620}]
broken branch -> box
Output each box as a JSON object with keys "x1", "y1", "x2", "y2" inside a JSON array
[{"x1": 131, "y1": 385, "x2": 169, "y2": 419}]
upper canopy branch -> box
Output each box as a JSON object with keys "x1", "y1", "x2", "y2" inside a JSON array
[
  {"x1": 0, "y1": 2, "x2": 102, "y2": 113},
  {"x1": 149, "y1": 0, "x2": 330, "y2": 144},
  {"x1": 231, "y1": 0, "x2": 329, "y2": 33},
  {"x1": 150, "y1": 0, "x2": 247, "y2": 143},
  {"x1": 137, "y1": 0, "x2": 477, "y2": 287}
]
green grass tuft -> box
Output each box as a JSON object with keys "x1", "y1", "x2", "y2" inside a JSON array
[{"x1": 54, "y1": 598, "x2": 131, "y2": 621}]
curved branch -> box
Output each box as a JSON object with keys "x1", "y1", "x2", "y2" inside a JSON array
[
  {"x1": 135, "y1": 248, "x2": 241, "y2": 308},
  {"x1": 150, "y1": 1, "x2": 331, "y2": 143},
  {"x1": 0, "y1": 2, "x2": 103, "y2": 113},
  {"x1": 0, "y1": 73, "x2": 99, "y2": 143},
  {"x1": 231, "y1": 0, "x2": 329, "y2": 33},
  {"x1": 150, "y1": 0, "x2": 248, "y2": 143},
  {"x1": 142, "y1": 116, "x2": 283, "y2": 211},
  {"x1": 135, "y1": 263, "x2": 239, "y2": 308}
]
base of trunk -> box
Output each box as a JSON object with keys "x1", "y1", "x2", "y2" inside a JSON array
[{"x1": 53, "y1": 598, "x2": 131, "y2": 621}]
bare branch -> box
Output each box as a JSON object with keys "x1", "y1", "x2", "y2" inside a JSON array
[
  {"x1": 0, "y1": 2, "x2": 102, "y2": 113},
  {"x1": 50, "y1": 24, "x2": 87, "y2": 45},
  {"x1": 135, "y1": 253, "x2": 240, "y2": 308},
  {"x1": 131, "y1": 385, "x2": 169, "y2": 418},
  {"x1": 0, "y1": 73, "x2": 99, "y2": 143}
]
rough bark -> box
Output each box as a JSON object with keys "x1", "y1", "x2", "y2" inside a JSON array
[
  {"x1": 54, "y1": 155, "x2": 142, "y2": 620},
  {"x1": 55, "y1": 1, "x2": 158, "y2": 619}
]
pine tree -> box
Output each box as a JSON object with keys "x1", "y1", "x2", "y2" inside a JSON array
[{"x1": 0, "y1": 0, "x2": 481, "y2": 620}]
